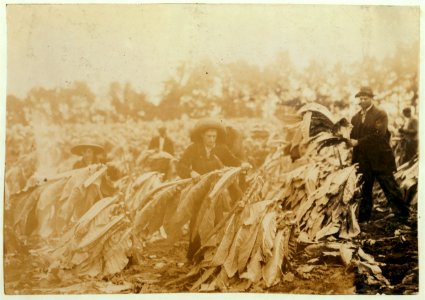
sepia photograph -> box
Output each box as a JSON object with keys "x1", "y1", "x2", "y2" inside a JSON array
[{"x1": 1, "y1": 0, "x2": 422, "y2": 296}]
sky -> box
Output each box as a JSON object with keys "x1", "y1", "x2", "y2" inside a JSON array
[{"x1": 6, "y1": 3, "x2": 420, "y2": 103}]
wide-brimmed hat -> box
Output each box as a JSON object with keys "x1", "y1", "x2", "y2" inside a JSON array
[
  {"x1": 190, "y1": 118, "x2": 226, "y2": 142},
  {"x1": 251, "y1": 130, "x2": 269, "y2": 139},
  {"x1": 250, "y1": 124, "x2": 269, "y2": 139},
  {"x1": 71, "y1": 143, "x2": 104, "y2": 156},
  {"x1": 355, "y1": 86, "x2": 374, "y2": 98}
]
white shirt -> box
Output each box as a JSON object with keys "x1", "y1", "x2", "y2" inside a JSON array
[
  {"x1": 159, "y1": 137, "x2": 165, "y2": 151},
  {"x1": 402, "y1": 116, "x2": 411, "y2": 130},
  {"x1": 361, "y1": 104, "x2": 373, "y2": 123},
  {"x1": 205, "y1": 145, "x2": 214, "y2": 158}
]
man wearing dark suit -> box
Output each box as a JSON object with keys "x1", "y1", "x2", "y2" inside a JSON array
[
  {"x1": 349, "y1": 87, "x2": 409, "y2": 224},
  {"x1": 148, "y1": 126, "x2": 175, "y2": 156}
]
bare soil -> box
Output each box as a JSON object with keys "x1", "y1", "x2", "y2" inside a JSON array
[{"x1": 4, "y1": 208, "x2": 418, "y2": 295}]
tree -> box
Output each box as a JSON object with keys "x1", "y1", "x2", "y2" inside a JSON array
[
  {"x1": 109, "y1": 82, "x2": 155, "y2": 120},
  {"x1": 158, "y1": 60, "x2": 223, "y2": 119},
  {"x1": 6, "y1": 95, "x2": 27, "y2": 125}
]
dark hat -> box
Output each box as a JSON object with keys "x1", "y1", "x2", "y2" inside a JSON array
[
  {"x1": 402, "y1": 107, "x2": 411, "y2": 114},
  {"x1": 190, "y1": 118, "x2": 226, "y2": 142},
  {"x1": 355, "y1": 86, "x2": 374, "y2": 98},
  {"x1": 71, "y1": 143, "x2": 104, "y2": 156}
]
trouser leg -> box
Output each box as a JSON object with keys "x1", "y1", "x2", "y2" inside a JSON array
[
  {"x1": 376, "y1": 172, "x2": 409, "y2": 220},
  {"x1": 187, "y1": 213, "x2": 201, "y2": 261},
  {"x1": 399, "y1": 139, "x2": 408, "y2": 165},
  {"x1": 187, "y1": 193, "x2": 204, "y2": 261},
  {"x1": 359, "y1": 171, "x2": 375, "y2": 222},
  {"x1": 238, "y1": 173, "x2": 248, "y2": 191},
  {"x1": 405, "y1": 140, "x2": 418, "y2": 163},
  {"x1": 228, "y1": 182, "x2": 243, "y2": 203}
]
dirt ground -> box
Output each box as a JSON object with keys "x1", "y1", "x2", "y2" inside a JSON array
[
  {"x1": 4, "y1": 238, "x2": 356, "y2": 295},
  {"x1": 4, "y1": 205, "x2": 418, "y2": 295},
  {"x1": 354, "y1": 209, "x2": 418, "y2": 295}
]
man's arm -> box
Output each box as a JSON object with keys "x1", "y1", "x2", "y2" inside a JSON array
[
  {"x1": 350, "y1": 114, "x2": 359, "y2": 140},
  {"x1": 405, "y1": 118, "x2": 418, "y2": 135},
  {"x1": 218, "y1": 145, "x2": 242, "y2": 167},
  {"x1": 148, "y1": 137, "x2": 157, "y2": 150},
  {"x1": 168, "y1": 138, "x2": 175, "y2": 156}
]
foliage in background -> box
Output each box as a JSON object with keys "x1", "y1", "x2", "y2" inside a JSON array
[{"x1": 6, "y1": 44, "x2": 419, "y2": 126}]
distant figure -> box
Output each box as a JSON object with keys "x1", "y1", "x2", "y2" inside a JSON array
[
  {"x1": 71, "y1": 142, "x2": 105, "y2": 169},
  {"x1": 149, "y1": 126, "x2": 175, "y2": 156},
  {"x1": 71, "y1": 141, "x2": 121, "y2": 197},
  {"x1": 349, "y1": 86, "x2": 409, "y2": 225},
  {"x1": 225, "y1": 125, "x2": 247, "y2": 161},
  {"x1": 225, "y1": 125, "x2": 248, "y2": 190},
  {"x1": 248, "y1": 126, "x2": 270, "y2": 168},
  {"x1": 399, "y1": 107, "x2": 418, "y2": 165}
]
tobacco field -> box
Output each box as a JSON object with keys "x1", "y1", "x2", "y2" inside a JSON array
[{"x1": 3, "y1": 103, "x2": 418, "y2": 295}]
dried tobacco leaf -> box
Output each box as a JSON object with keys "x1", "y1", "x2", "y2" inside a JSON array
[
  {"x1": 134, "y1": 183, "x2": 183, "y2": 235},
  {"x1": 210, "y1": 214, "x2": 236, "y2": 266},
  {"x1": 171, "y1": 172, "x2": 218, "y2": 228},
  {"x1": 240, "y1": 249, "x2": 263, "y2": 283},
  {"x1": 207, "y1": 167, "x2": 242, "y2": 201},
  {"x1": 262, "y1": 230, "x2": 285, "y2": 287},
  {"x1": 223, "y1": 226, "x2": 247, "y2": 278},
  {"x1": 261, "y1": 211, "x2": 277, "y2": 259},
  {"x1": 237, "y1": 224, "x2": 260, "y2": 275},
  {"x1": 127, "y1": 172, "x2": 162, "y2": 211}
]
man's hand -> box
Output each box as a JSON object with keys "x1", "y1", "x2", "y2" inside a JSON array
[
  {"x1": 190, "y1": 170, "x2": 201, "y2": 182},
  {"x1": 241, "y1": 162, "x2": 252, "y2": 171},
  {"x1": 349, "y1": 139, "x2": 358, "y2": 147}
]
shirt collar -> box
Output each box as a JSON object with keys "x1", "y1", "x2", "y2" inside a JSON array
[
  {"x1": 205, "y1": 144, "x2": 215, "y2": 151},
  {"x1": 204, "y1": 145, "x2": 215, "y2": 158},
  {"x1": 362, "y1": 104, "x2": 373, "y2": 114}
]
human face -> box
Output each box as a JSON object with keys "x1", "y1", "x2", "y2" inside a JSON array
[
  {"x1": 159, "y1": 128, "x2": 166, "y2": 137},
  {"x1": 359, "y1": 96, "x2": 372, "y2": 110},
  {"x1": 202, "y1": 129, "x2": 218, "y2": 148},
  {"x1": 82, "y1": 148, "x2": 95, "y2": 164}
]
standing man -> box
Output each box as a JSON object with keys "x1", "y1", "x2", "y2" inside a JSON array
[
  {"x1": 349, "y1": 87, "x2": 409, "y2": 224},
  {"x1": 248, "y1": 126, "x2": 270, "y2": 168},
  {"x1": 399, "y1": 107, "x2": 418, "y2": 165},
  {"x1": 149, "y1": 126, "x2": 175, "y2": 156},
  {"x1": 177, "y1": 118, "x2": 250, "y2": 260}
]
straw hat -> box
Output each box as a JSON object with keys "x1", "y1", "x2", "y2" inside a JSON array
[
  {"x1": 71, "y1": 142, "x2": 104, "y2": 156},
  {"x1": 190, "y1": 118, "x2": 226, "y2": 143},
  {"x1": 251, "y1": 125, "x2": 269, "y2": 139}
]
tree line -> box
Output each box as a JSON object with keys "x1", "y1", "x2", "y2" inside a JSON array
[{"x1": 6, "y1": 43, "x2": 419, "y2": 125}]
